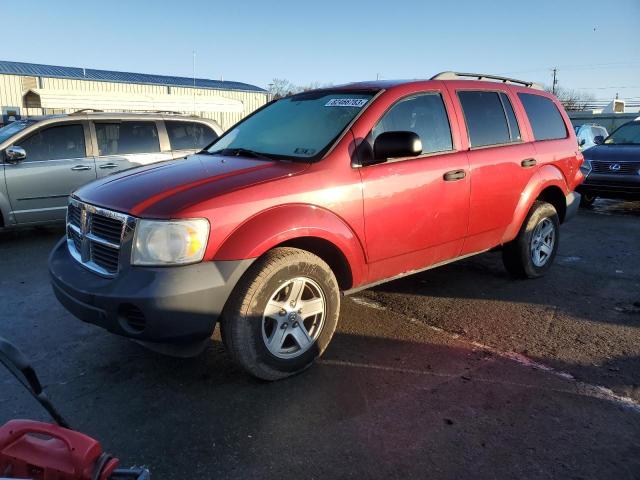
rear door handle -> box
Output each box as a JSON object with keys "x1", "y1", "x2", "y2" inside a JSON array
[
  {"x1": 443, "y1": 169, "x2": 466, "y2": 181},
  {"x1": 99, "y1": 163, "x2": 118, "y2": 169},
  {"x1": 521, "y1": 158, "x2": 537, "y2": 168},
  {"x1": 70, "y1": 165, "x2": 91, "y2": 171}
]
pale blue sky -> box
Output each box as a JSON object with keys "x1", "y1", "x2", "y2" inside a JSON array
[{"x1": 3, "y1": 0, "x2": 639, "y2": 100}]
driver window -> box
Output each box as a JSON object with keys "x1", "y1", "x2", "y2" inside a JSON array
[
  {"x1": 370, "y1": 93, "x2": 453, "y2": 155},
  {"x1": 20, "y1": 124, "x2": 86, "y2": 162}
]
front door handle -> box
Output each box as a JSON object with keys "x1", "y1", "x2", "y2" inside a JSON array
[
  {"x1": 521, "y1": 158, "x2": 537, "y2": 168},
  {"x1": 443, "y1": 169, "x2": 466, "y2": 181},
  {"x1": 70, "y1": 165, "x2": 91, "y2": 171},
  {"x1": 99, "y1": 163, "x2": 118, "y2": 169}
]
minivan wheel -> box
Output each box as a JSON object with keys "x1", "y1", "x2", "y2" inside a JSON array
[
  {"x1": 502, "y1": 201, "x2": 560, "y2": 279},
  {"x1": 220, "y1": 247, "x2": 340, "y2": 381}
]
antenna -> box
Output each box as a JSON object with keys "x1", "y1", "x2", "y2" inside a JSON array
[{"x1": 192, "y1": 50, "x2": 196, "y2": 116}]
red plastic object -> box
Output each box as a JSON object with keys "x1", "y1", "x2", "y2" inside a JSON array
[{"x1": 0, "y1": 419, "x2": 119, "y2": 479}]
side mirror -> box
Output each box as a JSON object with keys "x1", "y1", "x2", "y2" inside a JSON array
[
  {"x1": 593, "y1": 135, "x2": 604, "y2": 145},
  {"x1": 5, "y1": 145, "x2": 26, "y2": 163},
  {"x1": 373, "y1": 131, "x2": 422, "y2": 162},
  {"x1": 579, "y1": 138, "x2": 586, "y2": 146}
]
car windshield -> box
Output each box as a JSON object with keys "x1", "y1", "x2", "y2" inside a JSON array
[
  {"x1": 207, "y1": 91, "x2": 376, "y2": 161},
  {"x1": 604, "y1": 122, "x2": 640, "y2": 145},
  {"x1": 0, "y1": 120, "x2": 38, "y2": 144}
]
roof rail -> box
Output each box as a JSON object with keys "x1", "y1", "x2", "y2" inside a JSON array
[
  {"x1": 431, "y1": 71, "x2": 544, "y2": 90},
  {"x1": 68, "y1": 108, "x2": 104, "y2": 115}
]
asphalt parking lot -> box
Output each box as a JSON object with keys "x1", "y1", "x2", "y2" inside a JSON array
[{"x1": 1, "y1": 200, "x2": 639, "y2": 479}]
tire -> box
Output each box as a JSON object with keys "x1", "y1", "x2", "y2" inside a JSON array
[
  {"x1": 220, "y1": 247, "x2": 340, "y2": 381},
  {"x1": 580, "y1": 193, "x2": 596, "y2": 208},
  {"x1": 502, "y1": 201, "x2": 560, "y2": 279}
]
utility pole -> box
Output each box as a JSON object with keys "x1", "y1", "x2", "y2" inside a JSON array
[
  {"x1": 551, "y1": 67, "x2": 558, "y2": 95},
  {"x1": 192, "y1": 50, "x2": 196, "y2": 115}
]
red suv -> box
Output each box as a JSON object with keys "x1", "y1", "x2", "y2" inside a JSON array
[{"x1": 49, "y1": 72, "x2": 584, "y2": 380}]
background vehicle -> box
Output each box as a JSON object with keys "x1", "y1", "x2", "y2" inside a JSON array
[
  {"x1": 0, "y1": 112, "x2": 222, "y2": 227},
  {"x1": 574, "y1": 123, "x2": 608, "y2": 150},
  {"x1": 49, "y1": 72, "x2": 583, "y2": 381},
  {"x1": 577, "y1": 120, "x2": 640, "y2": 206}
]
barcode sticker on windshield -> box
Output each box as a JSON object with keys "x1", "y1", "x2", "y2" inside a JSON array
[{"x1": 325, "y1": 98, "x2": 368, "y2": 108}]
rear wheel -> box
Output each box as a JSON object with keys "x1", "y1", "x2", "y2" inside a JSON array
[
  {"x1": 580, "y1": 193, "x2": 596, "y2": 208},
  {"x1": 220, "y1": 247, "x2": 340, "y2": 380},
  {"x1": 502, "y1": 201, "x2": 559, "y2": 279}
]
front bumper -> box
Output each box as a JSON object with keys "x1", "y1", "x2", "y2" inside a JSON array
[
  {"x1": 577, "y1": 172, "x2": 640, "y2": 200},
  {"x1": 49, "y1": 238, "x2": 253, "y2": 345}
]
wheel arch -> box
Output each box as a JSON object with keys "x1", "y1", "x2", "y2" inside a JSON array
[
  {"x1": 213, "y1": 204, "x2": 367, "y2": 289},
  {"x1": 502, "y1": 165, "x2": 569, "y2": 243}
]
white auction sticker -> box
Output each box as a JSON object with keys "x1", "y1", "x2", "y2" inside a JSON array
[{"x1": 325, "y1": 98, "x2": 368, "y2": 107}]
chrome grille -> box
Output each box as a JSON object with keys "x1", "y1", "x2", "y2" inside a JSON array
[
  {"x1": 66, "y1": 198, "x2": 130, "y2": 277},
  {"x1": 591, "y1": 161, "x2": 640, "y2": 175}
]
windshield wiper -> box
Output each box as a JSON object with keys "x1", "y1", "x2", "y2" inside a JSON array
[{"x1": 206, "y1": 148, "x2": 275, "y2": 161}]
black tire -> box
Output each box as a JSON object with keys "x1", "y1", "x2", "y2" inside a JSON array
[
  {"x1": 502, "y1": 201, "x2": 560, "y2": 279},
  {"x1": 220, "y1": 247, "x2": 340, "y2": 381},
  {"x1": 580, "y1": 193, "x2": 596, "y2": 208}
]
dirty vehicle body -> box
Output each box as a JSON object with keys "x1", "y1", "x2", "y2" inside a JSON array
[
  {"x1": 577, "y1": 120, "x2": 640, "y2": 206},
  {"x1": 0, "y1": 112, "x2": 222, "y2": 227},
  {"x1": 49, "y1": 73, "x2": 584, "y2": 379}
]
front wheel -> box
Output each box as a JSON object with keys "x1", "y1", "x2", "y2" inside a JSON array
[
  {"x1": 502, "y1": 201, "x2": 560, "y2": 279},
  {"x1": 580, "y1": 193, "x2": 596, "y2": 208},
  {"x1": 220, "y1": 247, "x2": 340, "y2": 381}
]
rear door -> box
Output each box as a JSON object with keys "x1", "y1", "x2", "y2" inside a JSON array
[
  {"x1": 92, "y1": 120, "x2": 171, "y2": 177},
  {"x1": 165, "y1": 120, "x2": 219, "y2": 160},
  {"x1": 450, "y1": 89, "x2": 537, "y2": 254},
  {"x1": 4, "y1": 122, "x2": 95, "y2": 224}
]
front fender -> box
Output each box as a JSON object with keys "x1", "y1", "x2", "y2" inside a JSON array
[
  {"x1": 213, "y1": 204, "x2": 368, "y2": 287},
  {"x1": 501, "y1": 165, "x2": 568, "y2": 243}
]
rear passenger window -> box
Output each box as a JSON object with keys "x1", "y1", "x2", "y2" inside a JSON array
[
  {"x1": 95, "y1": 122, "x2": 160, "y2": 156},
  {"x1": 458, "y1": 91, "x2": 513, "y2": 147},
  {"x1": 518, "y1": 93, "x2": 568, "y2": 141},
  {"x1": 371, "y1": 93, "x2": 453, "y2": 154},
  {"x1": 166, "y1": 121, "x2": 218, "y2": 150},
  {"x1": 20, "y1": 124, "x2": 86, "y2": 162}
]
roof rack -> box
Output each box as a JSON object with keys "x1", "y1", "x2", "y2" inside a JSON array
[
  {"x1": 431, "y1": 71, "x2": 544, "y2": 90},
  {"x1": 68, "y1": 108, "x2": 104, "y2": 115}
]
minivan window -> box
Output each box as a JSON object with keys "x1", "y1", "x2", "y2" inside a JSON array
[
  {"x1": 95, "y1": 121, "x2": 160, "y2": 156},
  {"x1": 499, "y1": 92, "x2": 521, "y2": 142},
  {"x1": 458, "y1": 91, "x2": 511, "y2": 147},
  {"x1": 0, "y1": 119, "x2": 38, "y2": 144},
  {"x1": 518, "y1": 93, "x2": 567, "y2": 141},
  {"x1": 19, "y1": 124, "x2": 86, "y2": 162},
  {"x1": 371, "y1": 93, "x2": 453, "y2": 154},
  {"x1": 166, "y1": 121, "x2": 217, "y2": 151},
  {"x1": 208, "y1": 91, "x2": 375, "y2": 160}
]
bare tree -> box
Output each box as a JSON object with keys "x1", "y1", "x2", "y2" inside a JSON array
[
  {"x1": 268, "y1": 79, "x2": 333, "y2": 98},
  {"x1": 545, "y1": 85, "x2": 595, "y2": 111}
]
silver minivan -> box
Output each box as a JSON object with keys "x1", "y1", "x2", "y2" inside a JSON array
[{"x1": 0, "y1": 112, "x2": 222, "y2": 227}]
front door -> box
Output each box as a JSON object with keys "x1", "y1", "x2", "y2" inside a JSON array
[
  {"x1": 5, "y1": 122, "x2": 95, "y2": 224},
  {"x1": 92, "y1": 121, "x2": 171, "y2": 177},
  {"x1": 358, "y1": 92, "x2": 470, "y2": 281}
]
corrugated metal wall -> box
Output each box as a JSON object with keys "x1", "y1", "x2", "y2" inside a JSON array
[{"x1": 0, "y1": 73, "x2": 269, "y2": 129}]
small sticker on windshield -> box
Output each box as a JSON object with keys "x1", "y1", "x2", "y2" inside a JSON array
[
  {"x1": 294, "y1": 147, "x2": 316, "y2": 156},
  {"x1": 324, "y1": 98, "x2": 368, "y2": 108}
]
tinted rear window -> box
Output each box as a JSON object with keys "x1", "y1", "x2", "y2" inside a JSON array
[
  {"x1": 166, "y1": 121, "x2": 217, "y2": 150},
  {"x1": 458, "y1": 91, "x2": 511, "y2": 147},
  {"x1": 95, "y1": 122, "x2": 160, "y2": 156},
  {"x1": 518, "y1": 93, "x2": 567, "y2": 141}
]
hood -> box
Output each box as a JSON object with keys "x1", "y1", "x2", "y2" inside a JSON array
[
  {"x1": 583, "y1": 144, "x2": 640, "y2": 162},
  {"x1": 74, "y1": 154, "x2": 309, "y2": 217}
]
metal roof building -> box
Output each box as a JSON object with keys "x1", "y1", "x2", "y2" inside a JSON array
[{"x1": 0, "y1": 60, "x2": 269, "y2": 129}]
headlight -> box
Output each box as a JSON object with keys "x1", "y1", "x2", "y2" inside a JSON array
[
  {"x1": 580, "y1": 159, "x2": 592, "y2": 175},
  {"x1": 132, "y1": 219, "x2": 210, "y2": 266}
]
